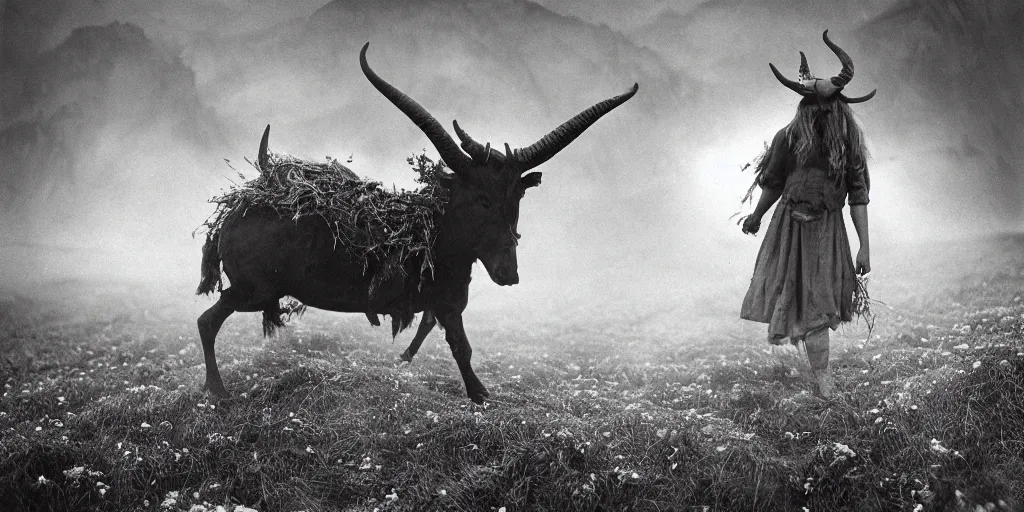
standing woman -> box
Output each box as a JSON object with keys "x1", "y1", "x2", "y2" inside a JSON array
[{"x1": 741, "y1": 31, "x2": 876, "y2": 398}]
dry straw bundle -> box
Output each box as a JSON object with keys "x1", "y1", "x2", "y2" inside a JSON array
[{"x1": 198, "y1": 151, "x2": 450, "y2": 305}]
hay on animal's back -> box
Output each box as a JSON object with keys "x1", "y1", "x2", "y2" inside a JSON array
[{"x1": 199, "y1": 150, "x2": 450, "y2": 315}]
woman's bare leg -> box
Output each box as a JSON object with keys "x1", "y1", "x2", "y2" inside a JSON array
[{"x1": 805, "y1": 328, "x2": 836, "y2": 398}]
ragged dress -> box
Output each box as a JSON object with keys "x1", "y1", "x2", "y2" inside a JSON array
[{"x1": 741, "y1": 128, "x2": 870, "y2": 344}]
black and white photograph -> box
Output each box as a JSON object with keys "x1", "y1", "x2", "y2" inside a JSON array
[{"x1": 1, "y1": 0, "x2": 1022, "y2": 510}]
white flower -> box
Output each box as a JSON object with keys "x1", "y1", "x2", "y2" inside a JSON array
[
  {"x1": 833, "y1": 443, "x2": 856, "y2": 458},
  {"x1": 141, "y1": 422, "x2": 151, "y2": 428},
  {"x1": 160, "y1": 490, "x2": 179, "y2": 509}
]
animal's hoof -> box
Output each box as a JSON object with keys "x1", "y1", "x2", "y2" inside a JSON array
[
  {"x1": 204, "y1": 382, "x2": 231, "y2": 399},
  {"x1": 468, "y1": 386, "x2": 490, "y2": 404},
  {"x1": 400, "y1": 350, "x2": 413, "y2": 362}
]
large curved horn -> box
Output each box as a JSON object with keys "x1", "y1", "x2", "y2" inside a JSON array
[
  {"x1": 453, "y1": 120, "x2": 504, "y2": 165},
  {"x1": 798, "y1": 51, "x2": 811, "y2": 79},
  {"x1": 840, "y1": 89, "x2": 877, "y2": 103},
  {"x1": 770, "y1": 63, "x2": 811, "y2": 96},
  {"x1": 822, "y1": 30, "x2": 853, "y2": 88},
  {"x1": 258, "y1": 124, "x2": 270, "y2": 171},
  {"x1": 516, "y1": 83, "x2": 639, "y2": 170},
  {"x1": 359, "y1": 43, "x2": 472, "y2": 172}
]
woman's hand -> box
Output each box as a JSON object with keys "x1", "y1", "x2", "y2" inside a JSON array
[
  {"x1": 856, "y1": 247, "x2": 871, "y2": 275},
  {"x1": 741, "y1": 215, "x2": 761, "y2": 235}
]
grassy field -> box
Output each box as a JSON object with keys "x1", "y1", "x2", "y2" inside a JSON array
[{"x1": 2, "y1": 236, "x2": 1023, "y2": 511}]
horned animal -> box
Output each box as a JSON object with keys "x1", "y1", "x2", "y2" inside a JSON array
[{"x1": 196, "y1": 43, "x2": 637, "y2": 403}]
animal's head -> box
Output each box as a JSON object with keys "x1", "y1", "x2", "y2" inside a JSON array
[{"x1": 359, "y1": 42, "x2": 637, "y2": 286}]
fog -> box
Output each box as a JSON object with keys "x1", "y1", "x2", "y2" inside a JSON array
[{"x1": 2, "y1": 0, "x2": 1022, "y2": 330}]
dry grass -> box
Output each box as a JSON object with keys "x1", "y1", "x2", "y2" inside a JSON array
[{"x1": 198, "y1": 152, "x2": 449, "y2": 297}]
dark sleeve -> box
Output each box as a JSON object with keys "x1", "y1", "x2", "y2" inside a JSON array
[
  {"x1": 757, "y1": 129, "x2": 790, "y2": 191},
  {"x1": 846, "y1": 159, "x2": 870, "y2": 206}
]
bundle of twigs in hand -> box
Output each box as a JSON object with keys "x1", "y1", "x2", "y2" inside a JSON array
[
  {"x1": 853, "y1": 275, "x2": 879, "y2": 336},
  {"x1": 198, "y1": 151, "x2": 450, "y2": 303},
  {"x1": 731, "y1": 141, "x2": 771, "y2": 228}
]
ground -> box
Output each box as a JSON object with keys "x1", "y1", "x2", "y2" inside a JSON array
[{"x1": 1, "y1": 235, "x2": 1023, "y2": 511}]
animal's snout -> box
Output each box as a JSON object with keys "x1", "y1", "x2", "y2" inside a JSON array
[
  {"x1": 494, "y1": 266, "x2": 520, "y2": 286},
  {"x1": 481, "y1": 248, "x2": 519, "y2": 286},
  {"x1": 488, "y1": 261, "x2": 519, "y2": 286}
]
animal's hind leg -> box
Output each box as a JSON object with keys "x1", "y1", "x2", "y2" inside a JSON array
[
  {"x1": 198, "y1": 296, "x2": 235, "y2": 398},
  {"x1": 401, "y1": 311, "x2": 436, "y2": 362}
]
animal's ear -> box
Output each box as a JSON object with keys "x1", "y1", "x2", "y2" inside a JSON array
[{"x1": 521, "y1": 172, "x2": 542, "y2": 189}]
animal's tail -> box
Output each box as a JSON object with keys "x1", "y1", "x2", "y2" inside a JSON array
[{"x1": 196, "y1": 231, "x2": 222, "y2": 296}]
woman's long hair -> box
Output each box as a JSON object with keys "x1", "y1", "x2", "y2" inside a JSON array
[{"x1": 785, "y1": 97, "x2": 869, "y2": 182}]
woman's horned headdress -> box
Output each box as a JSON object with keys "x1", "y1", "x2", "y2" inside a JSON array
[{"x1": 770, "y1": 30, "x2": 876, "y2": 103}]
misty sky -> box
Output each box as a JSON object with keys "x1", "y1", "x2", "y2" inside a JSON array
[{"x1": 2, "y1": 0, "x2": 1022, "y2": 317}]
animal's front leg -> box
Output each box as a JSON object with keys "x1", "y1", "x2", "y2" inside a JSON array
[{"x1": 435, "y1": 311, "x2": 488, "y2": 403}]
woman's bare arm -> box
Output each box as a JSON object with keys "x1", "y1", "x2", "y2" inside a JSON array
[
  {"x1": 742, "y1": 186, "x2": 783, "y2": 234},
  {"x1": 850, "y1": 204, "x2": 870, "y2": 274}
]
